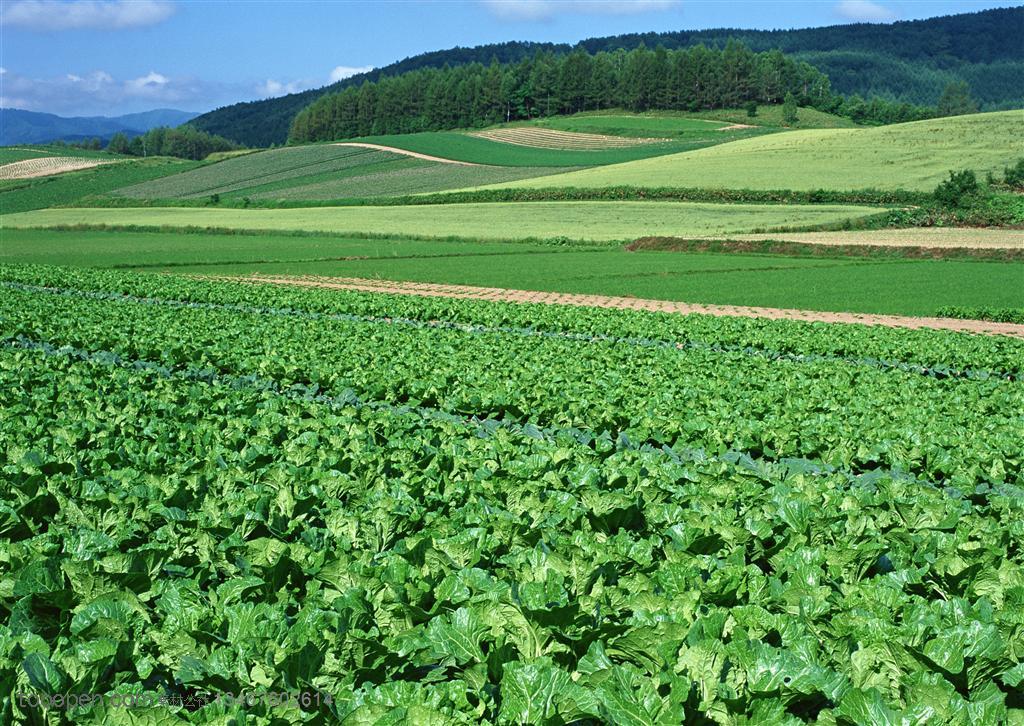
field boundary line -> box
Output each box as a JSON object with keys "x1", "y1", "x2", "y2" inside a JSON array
[
  {"x1": 242, "y1": 274, "x2": 1024, "y2": 339},
  {"x1": 332, "y1": 142, "x2": 485, "y2": 166}
]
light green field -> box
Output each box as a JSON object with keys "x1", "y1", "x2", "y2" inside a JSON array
[
  {"x1": 474, "y1": 111, "x2": 1023, "y2": 192},
  {"x1": 0, "y1": 202, "x2": 883, "y2": 242}
]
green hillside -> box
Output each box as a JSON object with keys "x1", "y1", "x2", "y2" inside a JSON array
[
  {"x1": 475, "y1": 111, "x2": 1023, "y2": 192},
  {"x1": 188, "y1": 8, "x2": 1024, "y2": 146}
]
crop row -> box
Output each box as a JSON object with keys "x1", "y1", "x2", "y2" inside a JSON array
[
  {"x1": 114, "y1": 145, "x2": 401, "y2": 199},
  {"x1": 4, "y1": 279, "x2": 1003, "y2": 383},
  {"x1": 3, "y1": 340, "x2": 1022, "y2": 723},
  {"x1": 4, "y1": 265, "x2": 1021, "y2": 376},
  {"x1": 2, "y1": 275, "x2": 1021, "y2": 488}
]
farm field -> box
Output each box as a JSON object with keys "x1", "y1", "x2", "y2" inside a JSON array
[
  {"x1": 340, "y1": 131, "x2": 695, "y2": 166},
  {"x1": 722, "y1": 228, "x2": 1024, "y2": 249},
  {"x1": 5, "y1": 11, "x2": 1024, "y2": 723},
  {"x1": 0, "y1": 201, "x2": 885, "y2": 241},
  {"x1": 2, "y1": 263, "x2": 1023, "y2": 723},
  {"x1": 3, "y1": 228, "x2": 1022, "y2": 316},
  {"x1": 476, "y1": 111, "x2": 1024, "y2": 192},
  {"x1": 0, "y1": 156, "x2": 200, "y2": 214},
  {"x1": 112, "y1": 144, "x2": 577, "y2": 201},
  {"x1": 0, "y1": 156, "x2": 116, "y2": 180},
  {"x1": 0, "y1": 145, "x2": 118, "y2": 165}
]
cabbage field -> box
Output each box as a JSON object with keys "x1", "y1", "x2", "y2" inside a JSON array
[{"x1": 2, "y1": 265, "x2": 1023, "y2": 724}]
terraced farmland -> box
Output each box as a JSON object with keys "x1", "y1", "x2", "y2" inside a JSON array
[{"x1": 2, "y1": 264, "x2": 1023, "y2": 723}]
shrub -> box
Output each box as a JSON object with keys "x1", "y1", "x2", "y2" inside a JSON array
[
  {"x1": 1004, "y1": 159, "x2": 1024, "y2": 190},
  {"x1": 934, "y1": 169, "x2": 978, "y2": 207}
]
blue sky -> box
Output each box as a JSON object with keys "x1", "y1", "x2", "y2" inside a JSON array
[{"x1": 1, "y1": 0, "x2": 1019, "y2": 116}]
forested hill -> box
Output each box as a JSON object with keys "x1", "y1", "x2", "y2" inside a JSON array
[{"x1": 190, "y1": 7, "x2": 1024, "y2": 146}]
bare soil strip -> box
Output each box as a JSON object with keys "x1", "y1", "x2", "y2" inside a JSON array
[
  {"x1": 331, "y1": 142, "x2": 482, "y2": 166},
  {"x1": 0, "y1": 157, "x2": 114, "y2": 180},
  {"x1": 717, "y1": 123, "x2": 758, "y2": 131},
  {"x1": 722, "y1": 228, "x2": 1024, "y2": 249},
  {"x1": 235, "y1": 274, "x2": 1024, "y2": 339},
  {"x1": 472, "y1": 127, "x2": 669, "y2": 149}
]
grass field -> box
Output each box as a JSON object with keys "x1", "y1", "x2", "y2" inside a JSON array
[
  {"x1": 1, "y1": 201, "x2": 885, "y2": 241},
  {"x1": 476, "y1": 111, "x2": 1023, "y2": 192},
  {"x1": 0, "y1": 157, "x2": 199, "y2": 213},
  {"x1": 5, "y1": 228, "x2": 1021, "y2": 316},
  {"x1": 531, "y1": 114, "x2": 735, "y2": 138}
]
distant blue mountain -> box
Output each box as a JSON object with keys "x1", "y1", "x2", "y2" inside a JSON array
[{"x1": 0, "y1": 108, "x2": 200, "y2": 145}]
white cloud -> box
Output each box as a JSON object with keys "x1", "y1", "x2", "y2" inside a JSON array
[
  {"x1": 1, "y1": 0, "x2": 175, "y2": 31},
  {"x1": 256, "y1": 78, "x2": 310, "y2": 98},
  {"x1": 0, "y1": 67, "x2": 226, "y2": 114},
  {"x1": 834, "y1": 0, "x2": 896, "y2": 22},
  {"x1": 329, "y1": 65, "x2": 374, "y2": 83},
  {"x1": 481, "y1": 0, "x2": 679, "y2": 21},
  {"x1": 0, "y1": 67, "x2": 7, "y2": 75},
  {"x1": 125, "y1": 70, "x2": 170, "y2": 95}
]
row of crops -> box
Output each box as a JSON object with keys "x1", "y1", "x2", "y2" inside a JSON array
[{"x1": 2, "y1": 265, "x2": 1023, "y2": 724}]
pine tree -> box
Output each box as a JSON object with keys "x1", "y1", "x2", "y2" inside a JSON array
[
  {"x1": 782, "y1": 92, "x2": 798, "y2": 125},
  {"x1": 936, "y1": 81, "x2": 978, "y2": 117}
]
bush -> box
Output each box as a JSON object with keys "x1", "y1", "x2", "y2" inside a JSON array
[
  {"x1": 934, "y1": 169, "x2": 979, "y2": 207},
  {"x1": 1004, "y1": 159, "x2": 1024, "y2": 190},
  {"x1": 936, "y1": 306, "x2": 1024, "y2": 324},
  {"x1": 745, "y1": 101, "x2": 758, "y2": 118}
]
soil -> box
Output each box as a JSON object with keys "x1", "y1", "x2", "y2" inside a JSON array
[
  {"x1": 0, "y1": 157, "x2": 113, "y2": 180},
  {"x1": 331, "y1": 142, "x2": 483, "y2": 166},
  {"x1": 230, "y1": 274, "x2": 1024, "y2": 339}
]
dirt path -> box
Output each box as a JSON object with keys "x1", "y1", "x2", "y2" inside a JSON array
[
  {"x1": 231, "y1": 274, "x2": 1024, "y2": 339},
  {"x1": 332, "y1": 142, "x2": 482, "y2": 166}
]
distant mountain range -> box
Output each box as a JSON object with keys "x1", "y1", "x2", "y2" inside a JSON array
[
  {"x1": 0, "y1": 108, "x2": 200, "y2": 146},
  {"x1": 189, "y1": 7, "x2": 1024, "y2": 147}
]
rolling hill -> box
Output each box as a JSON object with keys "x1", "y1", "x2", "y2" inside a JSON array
[
  {"x1": 471, "y1": 111, "x2": 1024, "y2": 193},
  {"x1": 190, "y1": 8, "x2": 1023, "y2": 146},
  {"x1": 0, "y1": 108, "x2": 199, "y2": 145}
]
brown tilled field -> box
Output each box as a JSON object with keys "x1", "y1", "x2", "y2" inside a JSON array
[
  {"x1": 723, "y1": 228, "x2": 1024, "y2": 249},
  {"x1": 0, "y1": 156, "x2": 114, "y2": 180},
  {"x1": 471, "y1": 127, "x2": 670, "y2": 149}
]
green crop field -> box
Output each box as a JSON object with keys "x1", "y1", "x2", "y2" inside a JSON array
[
  {"x1": 0, "y1": 229, "x2": 559, "y2": 268},
  {"x1": 2, "y1": 263, "x2": 1022, "y2": 723},
  {"x1": 476, "y1": 111, "x2": 1024, "y2": 192},
  {"x1": 4, "y1": 228, "x2": 1021, "y2": 316},
  {"x1": 111, "y1": 144, "x2": 578, "y2": 201},
  {"x1": 1, "y1": 201, "x2": 885, "y2": 241},
  {"x1": 0, "y1": 157, "x2": 199, "y2": 214},
  {"x1": 0, "y1": 146, "x2": 120, "y2": 165},
  {"x1": 342, "y1": 131, "x2": 697, "y2": 166}
]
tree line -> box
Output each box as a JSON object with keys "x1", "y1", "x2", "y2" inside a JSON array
[
  {"x1": 289, "y1": 42, "x2": 934, "y2": 143},
  {"x1": 105, "y1": 126, "x2": 241, "y2": 160}
]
